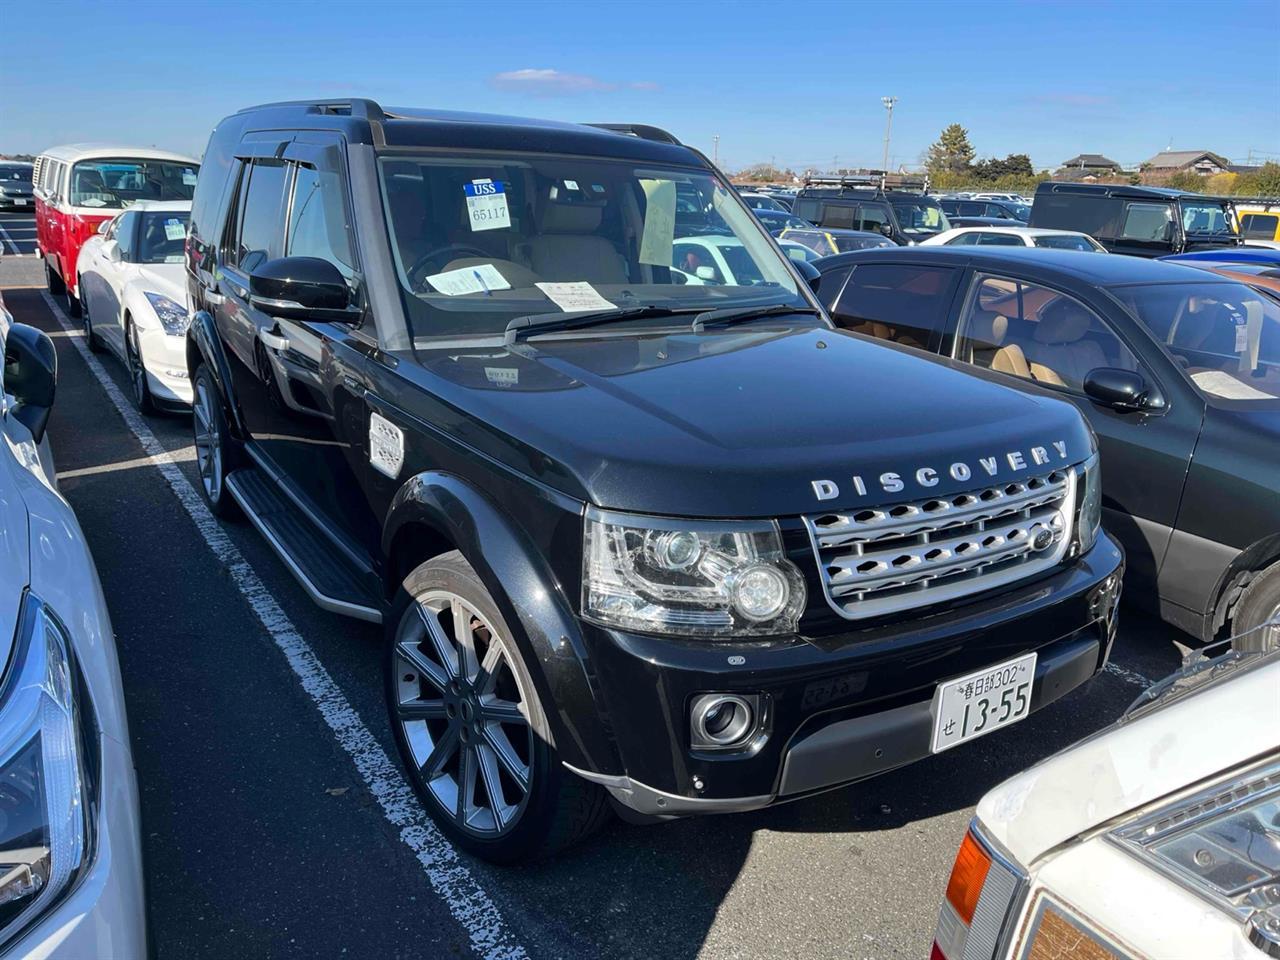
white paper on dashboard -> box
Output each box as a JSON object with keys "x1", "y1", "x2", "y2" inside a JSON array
[
  {"x1": 534, "y1": 282, "x2": 617, "y2": 313},
  {"x1": 1191, "y1": 369, "x2": 1275, "y2": 400},
  {"x1": 425, "y1": 263, "x2": 511, "y2": 296}
]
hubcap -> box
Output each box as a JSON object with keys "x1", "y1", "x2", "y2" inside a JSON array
[
  {"x1": 394, "y1": 592, "x2": 533, "y2": 837},
  {"x1": 192, "y1": 381, "x2": 222, "y2": 502}
]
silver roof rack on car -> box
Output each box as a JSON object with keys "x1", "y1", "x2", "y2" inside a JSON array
[{"x1": 801, "y1": 172, "x2": 931, "y2": 194}]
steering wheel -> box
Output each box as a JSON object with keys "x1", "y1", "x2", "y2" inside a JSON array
[{"x1": 406, "y1": 244, "x2": 493, "y2": 291}]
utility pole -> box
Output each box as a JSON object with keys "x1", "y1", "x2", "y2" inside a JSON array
[
  {"x1": 881, "y1": 96, "x2": 899, "y2": 176},
  {"x1": 712, "y1": 134, "x2": 720, "y2": 167}
]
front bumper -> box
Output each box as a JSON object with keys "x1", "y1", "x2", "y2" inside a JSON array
[
  {"x1": 3, "y1": 734, "x2": 146, "y2": 960},
  {"x1": 138, "y1": 325, "x2": 194, "y2": 405},
  {"x1": 0, "y1": 196, "x2": 33, "y2": 210},
  {"x1": 574, "y1": 533, "x2": 1124, "y2": 815}
]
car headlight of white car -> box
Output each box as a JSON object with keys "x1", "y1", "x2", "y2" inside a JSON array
[
  {"x1": 1109, "y1": 754, "x2": 1280, "y2": 956},
  {"x1": 144, "y1": 292, "x2": 190, "y2": 336},
  {"x1": 582, "y1": 508, "x2": 806, "y2": 637},
  {"x1": 0, "y1": 593, "x2": 95, "y2": 948}
]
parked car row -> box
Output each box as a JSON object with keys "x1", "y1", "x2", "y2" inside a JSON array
[{"x1": 24, "y1": 99, "x2": 1278, "y2": 957}]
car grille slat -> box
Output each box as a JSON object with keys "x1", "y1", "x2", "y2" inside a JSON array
[{"x1": 805, "y1": 469, "x2": 1076, "y2": 620}]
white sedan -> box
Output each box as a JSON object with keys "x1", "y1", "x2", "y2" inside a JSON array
[
  {"x1": 76, "y1": 200, "x2": 193, "y2": 412},
  {"x1": 932, "y1": 620, "x2": 1280, "y2": 960},
  {"x1": 920, "y1": 225, "x2": 1107, "y2": 252},
  {"x1": 0, "y1": 296, "x2": 146, "y2": 958}
]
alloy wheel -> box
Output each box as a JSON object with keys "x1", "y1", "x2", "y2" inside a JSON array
[
  {"x1": 127, "y1": 325, "x2": 146, "y2": 405},
  {"x1": 192, "y1": 380, "x2": 222, "y2": 503},
  {"x1": 393, "y1": 591, "x2": 533, "y2": 837}
]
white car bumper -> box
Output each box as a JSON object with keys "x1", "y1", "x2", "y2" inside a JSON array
[
  {"x1": 138, "y1": 325, "x2": 193, "y2": 405},
  {"x1": 3, "y1": 734, "x2": 146, "y2": 960}
]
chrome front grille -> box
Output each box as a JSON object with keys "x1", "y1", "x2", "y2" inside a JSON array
[{"x1": 804, "y1": 468, "x2": 1077, "y2": 620}]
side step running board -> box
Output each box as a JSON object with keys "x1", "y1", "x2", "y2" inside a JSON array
[{"x1": 226, "y1": 468, "x2": 384, "y2": 624}]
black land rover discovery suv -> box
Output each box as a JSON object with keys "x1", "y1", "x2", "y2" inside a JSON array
[{"x1": 184, "y1": 99, "x2": 1123, "y2": 862}]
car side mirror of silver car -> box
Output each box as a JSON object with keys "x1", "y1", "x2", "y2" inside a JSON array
[
  {"x1": 3, "y1": 323, "x2": 57, "y2": 444},
  {"x1": 1083, "y1": 367, "x2": 1151, "y2": 411}
]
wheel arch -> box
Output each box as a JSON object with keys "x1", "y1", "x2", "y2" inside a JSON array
[
  {"x1": 1207, "y1": 532, "x2": 1280, "y2": 640},
  {"x1": 381, "y1": 471, "x2": 622, "y2": 778},
  {"x1": 186, "y1": 309, "x2": 244, "y2": 437}
]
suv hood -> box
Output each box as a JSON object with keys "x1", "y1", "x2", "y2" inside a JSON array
[{"x1": 410, "y1": 323, "x2": 1094, "y2": 517}]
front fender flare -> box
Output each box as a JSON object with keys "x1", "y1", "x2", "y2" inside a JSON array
[
  {"x1": 382, "y1": 472, "x2": 622, "y2": 778},
  {"x1": 185, "y1": 310, "x2": 244, "y2": 436}
]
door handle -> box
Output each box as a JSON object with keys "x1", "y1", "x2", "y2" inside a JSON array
[
  {"x1": 205, "y1": 289, "x2": 225, "y2": 306},
  {"x1": 260, "y1": 330, "x2": 290, "y2": 352}
]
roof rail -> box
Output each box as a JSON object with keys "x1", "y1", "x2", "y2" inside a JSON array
[
  {"x1": 586, "y1": 123, "x2": 682, "y2": 146},
  {"x1": 237, "y1": 98, "x2": 387, "y2": 145},
  {"x1": 801, "y1": 171, "x2": 930, "y2": 193}
]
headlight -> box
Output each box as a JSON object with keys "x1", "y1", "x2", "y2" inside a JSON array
[
  {"x1": 582, "y1": 508, "x2": 805, "y2": 637},
  {"x1": 1075, "y1": 454, "x2": 1101, "y2": 554},
  {"x1": 144, "y1": 292, "x2": 190, "y2": 336},
  {"x1": 0, "y1": 593, "x2": 94, "y2": 948},
  {"x1": 1109, "y1": 755, "x2": 1280, "y2": 957}
]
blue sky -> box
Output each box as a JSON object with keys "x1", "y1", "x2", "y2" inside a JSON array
[{"x1": 3, "y1": 0, "x2": 1277, "y2": 173}]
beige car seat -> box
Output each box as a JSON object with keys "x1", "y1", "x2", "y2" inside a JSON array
[
  {"x1": 527, "y1": 204, "x2": 628, "y2": 283},
  {"x1": 1026, "y1": 298, "x2": 1108, "y2": 389},
  {"x1": 968, "y1": 310, "x2": 1032, "y2": 379}
]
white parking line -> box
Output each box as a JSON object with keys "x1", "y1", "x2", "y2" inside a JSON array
[
  {"x1": 41, "y1": 293, "x2": 528, "y2": 960},
  {"x1": 1104, "y1": 661, "x2": 1153, "y2": 688},
  {"x1": 0, "y1": 221, "x2": 22, "y2": 256}
]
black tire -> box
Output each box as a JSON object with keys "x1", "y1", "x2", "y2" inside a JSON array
[
  {"x1": 1230, "y1": 561, "x2": 1280, "y2": 652},
  {"x1": 191, "y1": 364, "x2": 241, "y2": 519},
  {"x1": 80, "y1": 277, "x2": 103, "y2": 353},
  {"x1": 387, "y1": 551, "x2": 610, "y2": 863},
  {"x1": 44, "y1": 260, "x2": 65, "y2": 296},
  {"x1": 125, "y1": 317, "x2": 156, "y2": 415}
]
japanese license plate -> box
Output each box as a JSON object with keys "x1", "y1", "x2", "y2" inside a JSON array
[
  {"x1": 930, "y1": 652, "x2": 1037, "y2": 754},
  {"x1": 14, "y1": 199, "x2": 27, "y2": 206}
]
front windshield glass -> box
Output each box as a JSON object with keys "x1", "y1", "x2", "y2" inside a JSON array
[
  {"x1": 1181, "y1": 201, "x2": 1235, "y2": 236},
  {"x1": 378, "y1": 154, "x2": 805, "y2": 342},
  {"x1": 891, "y1": 200, "x2": 949, "y2": 237},
  {"x1": 1008, "y1": 202, "x2": 1032, "y2": 220},
  {"x1": 1112, "y1": 281, "x2": 1280, "y2": 402},
  {"x1": 0, "y1": 167, "x2": 31, "y2": 184},
  {"x1": 136, "y1": 210, "x2": 190, "y2": 264},
  {"x1": 70, "y1": 158, "x2": 198, "y2": 209}
]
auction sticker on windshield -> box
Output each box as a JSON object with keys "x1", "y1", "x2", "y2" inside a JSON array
[
  {"x1": 464, "y1": 179, "x2": 510, "y2": 232},
  {"x1": 930, "y1": 652, "x2": 1036, "y2": 753},
  {"x1": 535, "y1": 282, "x2": 616, "y2": 313}
]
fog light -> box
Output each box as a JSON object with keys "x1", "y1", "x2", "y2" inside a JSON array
[
  {"x1": 691, "y1": 693, "x2": 757, "y2": 750},
  {"x1": 727, "y1": 564, "x2": 789, "y2": 622}
]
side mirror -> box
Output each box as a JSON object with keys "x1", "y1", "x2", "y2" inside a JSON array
[
  {"x1": 1083, "y1": 368, "x2": 1149, "y2": 411},
  {"x1": 694, "y1": 265, "x2": 718, "y2": 281},
  {"x1": 104, "y1": 240, "x2": 122, "y2": 263},
  {"x1": 792, "y1": 258, "x2": 822, "y2": 292},
  {"x1": 4, "y1": 323, "x2": 57, "y2": 444},
  {"x1": 248, "y1": 256, "x2": 359, "y2": 322},
  {"x1": 97, "y1": 221, "x2": 111, "y2": 236},
  {"x1": 878, "y1": 223, "x2": 894, "y2": 237}
]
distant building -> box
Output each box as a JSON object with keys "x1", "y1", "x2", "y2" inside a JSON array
[
  {"x1": 1142, "y1": 150, "x2": 1230, "y2": 175},
  {"x1": 1059, "y1": 153, "x2": 1122, "y2": 175}
]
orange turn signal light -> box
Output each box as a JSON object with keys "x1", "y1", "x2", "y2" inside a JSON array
[{"x1": 944, "y1": 829, "x2": 993, "y2": 926}]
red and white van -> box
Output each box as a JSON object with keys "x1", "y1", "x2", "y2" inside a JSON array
[{"x1": 34, "y1": 144, "x2": 199, "y2": 316}]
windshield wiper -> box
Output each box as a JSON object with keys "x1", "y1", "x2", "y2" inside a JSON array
[
  {"x1": 504, "y1": 305, "x2": 698, "y2": 345},
  {"x1": 692, "y1": 303, "x2": 821, "y2": 332}
]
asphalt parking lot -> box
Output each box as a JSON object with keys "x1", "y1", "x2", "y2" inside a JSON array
[{"x1": 2, "y1": 253, "x2": 1195, "y2": 960}]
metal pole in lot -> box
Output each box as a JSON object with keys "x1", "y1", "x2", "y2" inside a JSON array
[{"x1": 881, "y1": 96, "x2": 898, "y2": 177}]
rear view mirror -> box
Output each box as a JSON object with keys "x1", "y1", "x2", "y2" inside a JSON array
[
  {"x1": 248, "y1": 256, "x2": 359, "y2": 322},
  {"x1": 3, "y1": 323, "x2": 57, "y2": 444},
  {"x1": 1083, "y1": 368, "x2": 1149, "y2": 411}
]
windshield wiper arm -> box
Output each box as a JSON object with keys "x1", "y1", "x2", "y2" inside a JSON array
[
  {"x1": 504, "y1": 305, "x2": 697, "y2": 345},
  {"x1": 692, "y1": 303, "x2": 821, "y2": 332}
]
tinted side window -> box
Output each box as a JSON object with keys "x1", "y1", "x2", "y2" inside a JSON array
[
  {"x1": 959, "y1": 202, "x2": 984, "y2": 216},
  {"x1": 946, "y1": 232, "x2": 981, "y2": 246},
  {"x1": 793, "y1": 198, "x2": 821, "y2": 221},
  {"x1": 287, "y1": 162, "x2": 356, "y2": 279},
  {"x1": 831, "y1": 263, "x2": 956, "y2": 348},
  {"x1": 976, "y1": 232, "x2": 1024, "y2": 246},
  {"x1": 813, "y1": 266, "x2": 852, "y2": 309},
  {"x1": 1241, "y1": 213, "x2": 1279, "y2": 239},
  {"x1": 823, "y1": 204, "x2": 858, "y2": 230},
  {"x1": 114, "y1": 212, "x2": 136, "y2": 261},
  {"x1": 855, "y1": 204, "x2": 890, "y2": 233},
  {"x1": 956, "y1": 275, "x2": 1140, "y2": 392},
  {"x1": 232, "y1": 160, "x2": 288, "y2": 273},
  {"x1": 1120, "y1": 202, "x2": 1173, "y2": 242}
]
